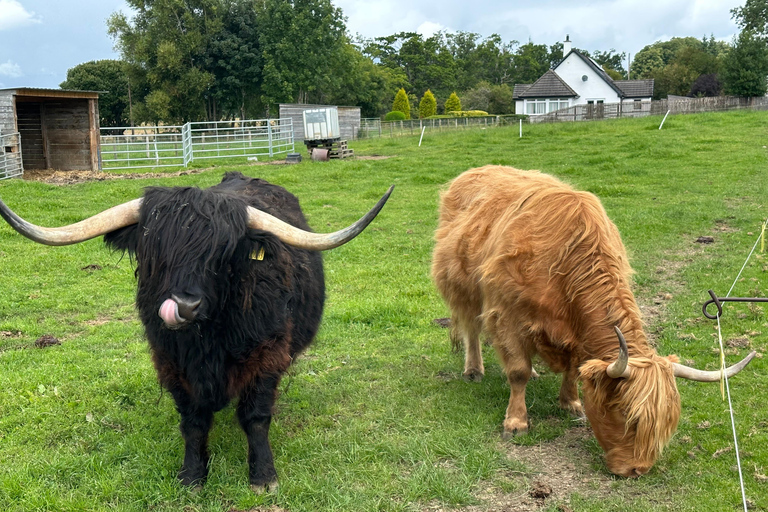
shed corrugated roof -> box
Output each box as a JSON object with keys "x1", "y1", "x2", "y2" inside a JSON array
[
  {"x1": 0, "y1": 87, "x2": 100, "y2": 99},
  {"x1": 514, "y1": 70, "x2": 577, "y2": 99}
]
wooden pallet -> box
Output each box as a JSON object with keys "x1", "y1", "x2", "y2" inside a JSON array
[{"x1": 304, "y1": 139, "x2": 354, "y2": 159}]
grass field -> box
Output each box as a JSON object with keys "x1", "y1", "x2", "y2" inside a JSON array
[{"x1": 0, "y1": 109, "x2": 767, "y2": 511}]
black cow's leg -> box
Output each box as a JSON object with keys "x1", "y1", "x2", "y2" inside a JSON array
[
  {"x1": 237, "y1": 374, "x2": 280, "y2": 492},
  {"x1": 170, "y1": 387, "x2": 213, "y2": 487}
]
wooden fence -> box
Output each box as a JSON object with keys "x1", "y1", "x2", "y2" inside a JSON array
[{"x1": 531, "y1": 96, "x2": 768, "y2": 123}]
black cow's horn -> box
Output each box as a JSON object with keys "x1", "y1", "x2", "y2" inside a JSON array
[
  {"x1": 672, "y1": 351, "x2": 756, "y2": 382},
  {"x1": 0, "y1": 197, "x2": 142, "y2": 246},
  {"x1": 246, "y1": 185, "x2": 395, "y2": 251},
  {"x1": 606, "y1": 326, "x2": 631, "y2": 378}
]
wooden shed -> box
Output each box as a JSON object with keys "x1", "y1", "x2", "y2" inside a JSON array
[
  {"x1": 0, "y1": 88, "x2": 101, "y2": 171},
  {"x1": 279, "y1": 103, "x2": 361, "y2": 141}
]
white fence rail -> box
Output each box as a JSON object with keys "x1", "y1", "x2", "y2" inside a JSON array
[
  {"x1": 0, "y1": 132, "x2": 23, "y2": 180},
  {"x1": 100, "y1": 118, "x2": 295, "y2": 170}
]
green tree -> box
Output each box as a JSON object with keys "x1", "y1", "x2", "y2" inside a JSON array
[
  {"x1": 512, "y1": 42, "x2": 550, "y2": 84},
  {"x1": 419, "y1": 89, "x2": 437, "y2": 118},
  {"x1": 392, "y1": 88, "x2": 411, "y2": 119},
  {"x1": 322, "y1": 40, "x2": 408, "y2": 117},
  {"x1": 444, "y1": 91, "x2": 461, "y2": 112},
  {"x1": 592, "y1": 49, "x2": 627, "y2": 78},
  {"x1": 258, "y1": 0, "x2": 347, "y2": 114},
  {"x1": 631, "y1": 37, "x2": 703, "y2": 79},
  {"x1": 722, "y1": 30, "x2": 768, "y2": 97},
  {"x1": 462, "y1": 81, "x2": 491, "y2": 111},
  {"x1": 204, "y1": 0, "x2": 263, "y2": 119},
  {"x1": 732, "y1": 0, "x2": 768, "y2": 38},
  {"x1": 60, "y1": 60, "x2": 132, "y2": 128},
  {"x1": 108, "y1": 0, "x2": 220, "y2": 122},
  {"x1": 652, "y1": 44, "x2": 722, "y2": 98},
  {"x1": 487, "y1": 83, "x2": 513, "y2": 114}
]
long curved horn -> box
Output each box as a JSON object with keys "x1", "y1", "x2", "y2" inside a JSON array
[
  {"x1": 672, "y1": 351, "x2": 756, "y2": 382},
  {"x1": 606, "y1": 326, "x2": 631, "y2": 378},
  {"x1": 0, "y1": 196, "x2": 142, "y2": 246},
  {"x1": 247, "y1": 185, "x2": 394, "y2": 251}
]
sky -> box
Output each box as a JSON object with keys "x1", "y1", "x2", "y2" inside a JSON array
[{"x1": 0, "y1": 0, "x2": 746, "y2": 90}]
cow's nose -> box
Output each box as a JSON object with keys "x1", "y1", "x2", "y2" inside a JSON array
[
  {"x1": 631, "y1": 466, "x2": 650, "y2": 478},
  {"x1": 171, "y1": 294, "x2": 202, "y2": 321}
]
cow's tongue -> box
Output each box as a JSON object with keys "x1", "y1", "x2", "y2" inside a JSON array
[{"x1": 159, "y1": 298, "x2": 183, "y2": 326}]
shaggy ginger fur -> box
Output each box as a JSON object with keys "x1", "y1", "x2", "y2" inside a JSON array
[{"x1": 431, "y1": 165, "x2": 681, "y2": 477}]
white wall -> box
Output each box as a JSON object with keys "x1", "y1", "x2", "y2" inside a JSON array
[{"x1": 554, "y1": 54, "x2": 621, "y2": 106}]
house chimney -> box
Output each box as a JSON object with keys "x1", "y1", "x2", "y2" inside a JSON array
[{"x1": 563, "y1": 35, "x2": 572, "y2": 57}]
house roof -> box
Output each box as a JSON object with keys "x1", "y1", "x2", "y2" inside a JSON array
[
  {"x1": 614, "y1": 79, "x2": 654, "y2": 98},
  {"x1": 513, "y1": 50, "x2": 655, "y2": 101},
  {"x1": 513, "y1": 70, "x2": 577, "y2": 99},
  {"x1": 513, "y1": 84, "x2": 532, "y2": 99}
]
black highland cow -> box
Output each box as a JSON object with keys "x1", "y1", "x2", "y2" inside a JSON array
[{"x1": 0, "y1": 172, "x2": 393, "y2": 491}]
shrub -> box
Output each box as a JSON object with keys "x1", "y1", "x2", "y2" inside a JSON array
[
  {"x1": 444, "y1": 92, "x2": 462, "y2": 113},
  {"x1": 384, "y1": 110, "x2": 407, "y2": 121},
  {"x1": 449, "y1": 110, "x2": 490, "y2": 117},
  {"x1": 419, "y1": 90, "x2": 437, "y2": 118},
  {"x1": 689, "y1": 73, "x2": 722, "y2": 97},
  {"x1": 392, "y1": 88, "x2": 411, "y2": 119},
  {"x1": 462, "y1": 81, "x2": 514, "y2": 114}
]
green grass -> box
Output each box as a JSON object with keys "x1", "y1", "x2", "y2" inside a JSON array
[{"x1": 1, "y1": 110, "x2": 768, "y2": 511}]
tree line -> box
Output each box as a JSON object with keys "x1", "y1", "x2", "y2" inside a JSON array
[{"x1": 60, "y1": 0, "x2": 768, "y2": 127}]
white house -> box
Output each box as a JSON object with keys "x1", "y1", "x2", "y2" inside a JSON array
[{"x1": 513, "y1": 36, "x2": 653, "y2": 115}]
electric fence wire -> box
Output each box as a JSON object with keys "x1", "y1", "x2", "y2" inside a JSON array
[{"x1": 714, "y1": 219, "x2": 768, "y2": 512}]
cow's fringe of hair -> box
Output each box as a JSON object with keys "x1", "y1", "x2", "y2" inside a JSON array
[{"x1": 580, "y1": 355, "x2": 681, "y2": 461}]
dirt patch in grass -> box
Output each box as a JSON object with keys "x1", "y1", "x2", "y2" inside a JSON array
[
  {"x1": 422, "y1": 427, "x2": 615, "y2": 512},
  {"x1": 22, "y1": 155, "x2": 392, "y2": 185},
  {"x1": 23, "y1": 168, "x2": 211, "y2": 185}
]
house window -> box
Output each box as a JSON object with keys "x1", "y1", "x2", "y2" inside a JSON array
[
  {"x1": 526, "y1": 99, "x2": 569, "y2": 115},
  {"x1": 526, "y1": 100, "x2": 546, "y2": 115},
  {"x1": 548, "y1": 99, "x2": 569, "y2": 112},
  {"x1": 634, "y1": 100, "x2": 642, "y2": 110}
]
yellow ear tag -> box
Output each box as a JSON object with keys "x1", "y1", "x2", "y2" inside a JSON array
[{"x1": 250, "y1": 247, "x2": 265, "y2": 261}]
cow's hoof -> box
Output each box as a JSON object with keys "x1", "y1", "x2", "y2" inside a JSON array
[
  {"x1": 463, "y1": 369, "x2": 484, "y2": 382},
  {"x1": 501, "y1": 427, "x2": 528, "y2": 440},
  {"x1": 251, "y1": 480, "x2": 279, "y2": 494},
  {"x1": 501, "y1": 419, "x2": 529, "y2": 438},
  {"x1": 560, "y1": 400, "x2": 586, "y2": 419},
  {"x1": 178, "y1": 468, "x2": 207, "y2": 488}
]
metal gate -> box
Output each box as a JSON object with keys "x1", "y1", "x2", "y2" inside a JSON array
[
  {"x1": 0, "y1": 131, "x2": 23, "y2": 180},
  {"x1": 101, "y1": 118, "x2": 295, "y2": 170}
]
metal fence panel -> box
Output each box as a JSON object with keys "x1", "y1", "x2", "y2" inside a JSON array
[
  {"x1": 0, "y1": 132, "x2": 23, "y2": 180},
  {"x1": 100, "y1": 126, "x2": 185, "y2": 170},
  {"x1": 100, "y1": 118, "x2": 294, "y2": 170}
]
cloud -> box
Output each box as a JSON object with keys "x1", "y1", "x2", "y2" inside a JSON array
[
  {"x1": 416, "y1": 21, "x2": 447, "y2": 38},
  {"x1": 0, "y1": 0, "x2": 42, "y2": 31},
  {"x1": 0, "y1": 60, "x2": 23, "y2": 77}
]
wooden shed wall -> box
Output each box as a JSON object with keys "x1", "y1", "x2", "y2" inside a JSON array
[
  {"x1": 0, "y1": 91, "x2": 15, "y2": 135},
  {"x1": 279, "y1": 104, "x2": 361, "y2": 141},
  {"x1": 15, "y1": 98, "x2": 94, "y2": 170}
]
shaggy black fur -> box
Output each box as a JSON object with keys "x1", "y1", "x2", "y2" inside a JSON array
[{"x1": 105, "y1": 172, "x2": 324, "y2": 489}]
